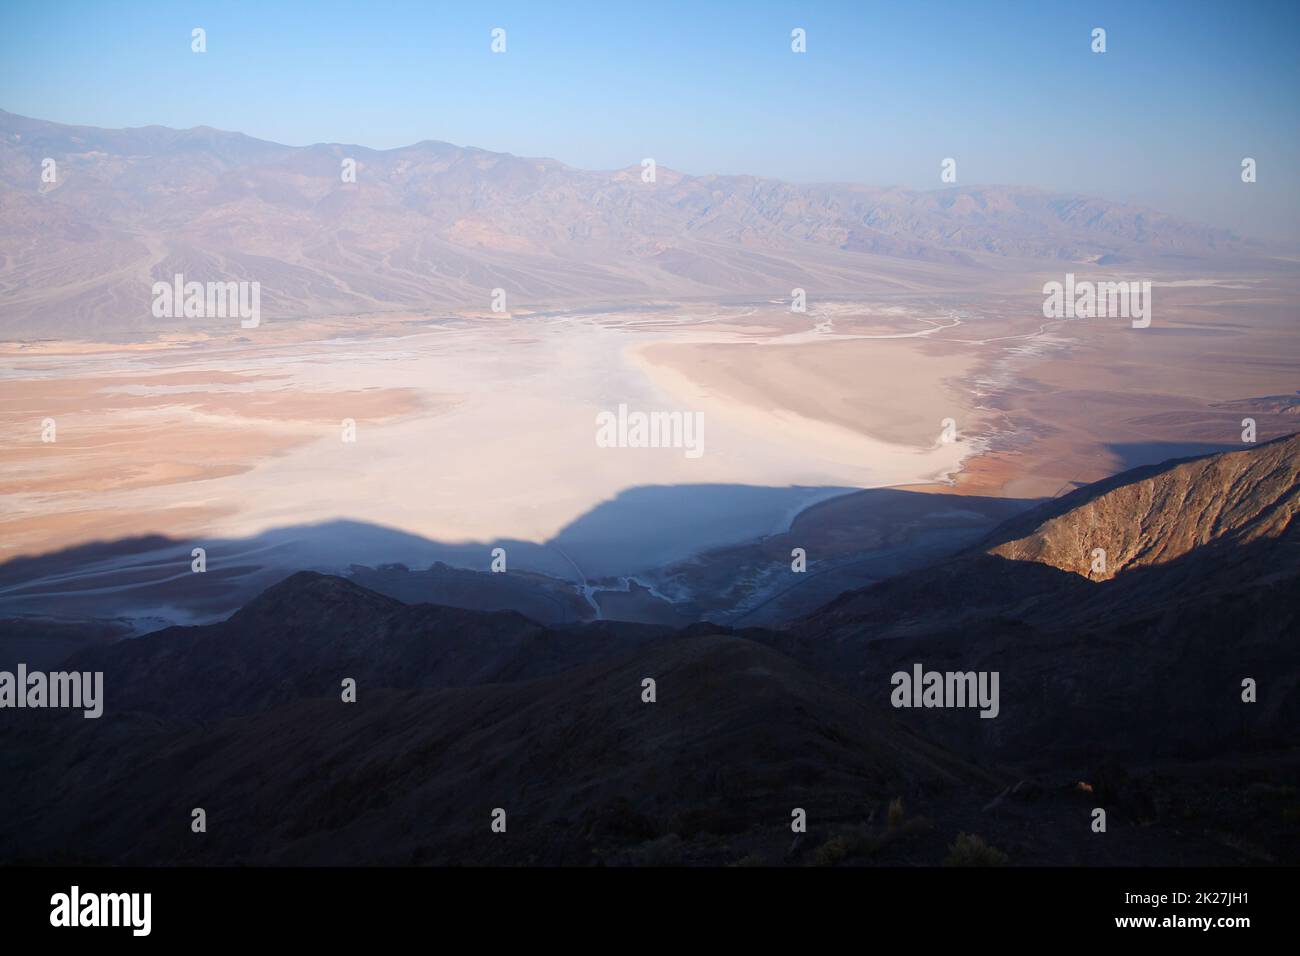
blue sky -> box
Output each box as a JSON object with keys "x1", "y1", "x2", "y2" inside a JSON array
[{"x1": 2, "y1": 0, "x2": 1298, "y2": 240}]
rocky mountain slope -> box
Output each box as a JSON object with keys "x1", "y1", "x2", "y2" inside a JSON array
[
  {"x1": 778, "y1": 435, "x2": 1300, "y2": 762},
  {"x1": 0, "y1": 437, "x2": 1295, "y2": 865},
  {"x1": 2, "y1": 588, "x2": 992, "y2": 865},
  {"x1": 796, "y1": 434, "x2": 1299, "y2": 634},
  {"x1": 984, "y1": 433, "x2": 1300, "y2": 579},
  {"x1": 61, "y1": 571, "x2": 666, "y2": 721}
]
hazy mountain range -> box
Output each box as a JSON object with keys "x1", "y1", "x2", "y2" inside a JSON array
[
  {"x1": 2, "y1": 436, "x2": 1294, "y2": 865},
  {"x1": 0, "y1": 109, "x2": 1267, "y2": 337}
]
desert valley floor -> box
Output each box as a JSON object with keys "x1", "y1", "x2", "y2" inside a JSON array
[{"x1": 2, "y1": 263, "x2": 1298, "y2": 632}]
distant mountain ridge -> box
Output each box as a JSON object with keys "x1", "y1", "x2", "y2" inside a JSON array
[{"x1": 0, "y1": 109, "x2": 1260, "y2": 337}]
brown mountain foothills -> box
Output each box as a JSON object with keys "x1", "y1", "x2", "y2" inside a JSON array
[
  {"x1": 0, "y1": 437, "x2": 1295, "y2": 865},
  {"x1": 0, "y1": 109, "x2": 1273, "y2": 338}
]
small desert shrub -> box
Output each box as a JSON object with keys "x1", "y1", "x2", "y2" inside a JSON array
[
  {"x1": 811, "y1": 825, "x2": 879, "y2": 866},
  {"x1": 811, "y1": 835, "x2": 853, "y2": 867},
  {"x1": 944, "y1": 832, "x2": 1009, "y2": 867},
  {"x1": 887, "y1": 797, "x2": 905, "y2": 828}
]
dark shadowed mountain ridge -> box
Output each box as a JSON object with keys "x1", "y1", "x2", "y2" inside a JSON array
[
  {"x1": 797, "y1": 434, "x2": 1299, "y2": 638},
  {"x1": 780, "y1": 435, "x2": 1299, "y2": 763},
  {"x1": 64, "y1": 570, "x2": 671, "y2": 721},
  {"x1": 1, "y1": 437, "x2": 1296, "y2": 864}
]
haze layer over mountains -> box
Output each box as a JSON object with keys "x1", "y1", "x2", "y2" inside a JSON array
[{"x1": 0, "y1": 109, "x2": 1263, "y2": 338}]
